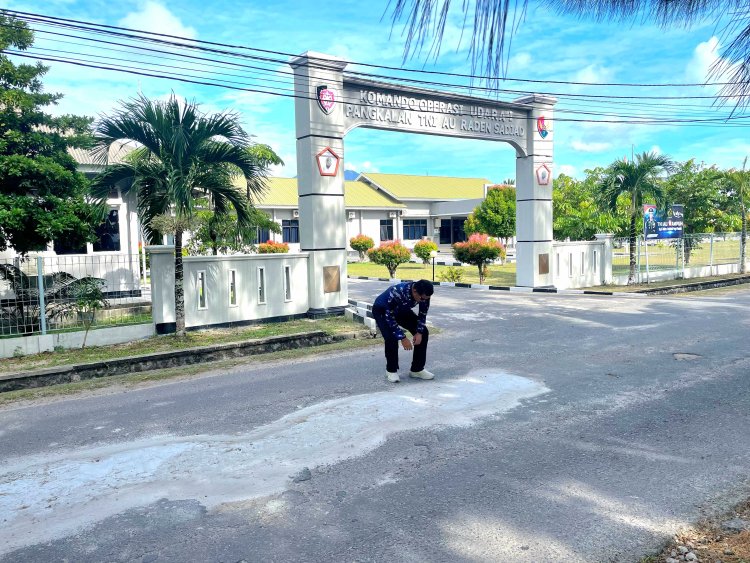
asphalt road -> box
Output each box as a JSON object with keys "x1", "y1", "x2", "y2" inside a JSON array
[{"x1": 1, "y1": 279, "x2": 749, "y2": 562}]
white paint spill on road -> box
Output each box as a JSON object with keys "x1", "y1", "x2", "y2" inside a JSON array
[{"x1": 0, "y1": 371, "x2": 547, "y2": 555}]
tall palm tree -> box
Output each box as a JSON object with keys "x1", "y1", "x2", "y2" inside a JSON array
[
  {"x1": 596, "y1": 151, "x2": 673, "y2": 284},
  {"x1": 90, "y1": 94, "x2": 281, "y2": 334},
  {"x1": 724, "y1": 158, "x2": 749, "y2": 274},
  {"x1": 388, "y1": 1, "x2": 750, "y2": 107}
]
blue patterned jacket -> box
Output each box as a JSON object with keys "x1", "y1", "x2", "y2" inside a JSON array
[{"x1": 373, "y1": 281, "x2": 429, "y2": 340}]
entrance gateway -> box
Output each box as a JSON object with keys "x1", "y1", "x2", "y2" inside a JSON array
[{"x1": 290, "y1": 52, "x2": 556, "y2": 316}]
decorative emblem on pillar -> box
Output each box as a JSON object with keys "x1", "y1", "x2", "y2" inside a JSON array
[
  {"x1": 536, "y1": 116, "x2": 549, "y2": 139},
  {"x1": 316, "y1": 85, "x2": 336, "y2": 114},
  {"x1": 316, "y1": 147, "x2": 341, "y2": 177},
  {"x1": 536, "y1": 164, "x2": 551, "y2": 185}
]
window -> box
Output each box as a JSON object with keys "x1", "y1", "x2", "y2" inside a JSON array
[
  {"x1": 593, "y1": 251, "x2": 598, "y2": 273},
  {"x1": 258, "y1": 267, "x2": 266, "y2": 304},
  {"x1": 197, "y1": 271, "x2": 207, "y2": 309},
  {"x1": 581, "y1": 252, "x2": 585, "y2": 275},
  {"x1": 255, "y1": 227, "x2": 271, "y2": 244},
  {"x1": 93, "y1": 209, "x2": 121, "y2": 252},
  {"x1": 54, "y1": 239, "x2": 86, "y2": 255},
  {"x1": 379, "y1": 219, "x2": 393, "y2": 241},
  {"x1": 229, "y1": 269, "x2": 237, "y2": 306},
  {"x1": 402, "y1": 219, "x2": 427, "y2": 240},
  {"x1": 282, "y1": 220, "x2": 299, "y2": 243},
  {"x1": 568, "y1": 253, "x2": 573, "y2": 277},
  {"x1": 284, "y1": 265, "x2": 292, "y2": 301},
  {"x1": 556, "y1": 253, "x2": 560, "y2": 276}
]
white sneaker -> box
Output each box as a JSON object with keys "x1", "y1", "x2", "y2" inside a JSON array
[
  {"x1": 386, "y1": 371, "x2": 401, "y2": 383},
  {"x1": 409, "y1": 369, "x2": 435, "y2": 380}
]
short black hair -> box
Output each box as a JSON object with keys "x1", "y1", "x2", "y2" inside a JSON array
[{"x1": 414, "y1": 279, "x2": 434, "y2": 296}]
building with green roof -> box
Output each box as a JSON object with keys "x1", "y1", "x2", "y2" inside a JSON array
[{"x1": 247, "y1": 173, "x2": 494, "y2": 252}]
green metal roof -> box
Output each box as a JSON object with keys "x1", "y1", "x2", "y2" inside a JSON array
[
  {"x1": 234, "y1": 177, "x2": 404, "y2": 209},
  {"x1": 360, "y1": 172, "x2": 490, "y2": 200},
  {"x1": 344, "y1": 181, "x2": 405, "y2": 208}
]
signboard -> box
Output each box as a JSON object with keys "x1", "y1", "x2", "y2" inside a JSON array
[
  {"x1": 341, "y1": 79, "x2": 528, "y2": 146},
  {"x1": 643, "y1": 204, "x2": 684, "y2": 239}
]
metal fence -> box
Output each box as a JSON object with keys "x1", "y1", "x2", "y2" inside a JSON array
[
  {"x1": 0, "y1": 254, "x2": 150, "y2": 338},
  {"x1": 613, "y1": 232, "x2": 746, "y2": 282}
]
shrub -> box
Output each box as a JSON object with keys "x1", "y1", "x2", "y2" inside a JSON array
[
  {"x1": 437, "y1": 266, "x2": 464, "y2": 282},
  {"x1": 350, "y1": 234, "x2": 374, "y2": 261},
  {"x1": 452, "y1": 234, "x2": 505, "y2": 284},
  {"x1": 367, "y1": 240, "x2": 411, "y2": 278},
  {"x1": 258, "y1": 240, "x2": 289, "y2": 254},
  {"x1": 413, "y1": 239, "x2": 438, "y2": 264}
]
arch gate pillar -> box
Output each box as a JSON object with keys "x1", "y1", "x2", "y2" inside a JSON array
[
  {"x1": 513, "y1": 94, "x2": 557, "y2": 287},
  {"x1": 291, "y1": 51, "x2": 558, "y2": 304},
  {"x1": 290, "y1": 52, "x2": 349, "y2": 317}
]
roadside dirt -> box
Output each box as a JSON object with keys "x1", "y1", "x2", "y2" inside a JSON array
[{"x1": 652, "y1": 499, "x2": 750, "y2": 562}]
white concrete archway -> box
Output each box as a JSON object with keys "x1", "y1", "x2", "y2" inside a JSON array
[{"x1": 290, "y1": 52, "x2": 556, "y2": 316}]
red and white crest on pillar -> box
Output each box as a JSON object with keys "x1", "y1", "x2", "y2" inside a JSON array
[
  {"x1": 316, "y1": 147, "x2": 341, "y2": 177},
  {"x1": 316, "y1": 85, "x2": 336, "y2": 114},
  {"x1": 536, "y1": 164, "x2": 551, "y2": 185}
]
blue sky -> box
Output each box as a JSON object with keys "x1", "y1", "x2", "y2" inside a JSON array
[{"x1": 5, "y1": 0, "x2": 750, "y2": 182}]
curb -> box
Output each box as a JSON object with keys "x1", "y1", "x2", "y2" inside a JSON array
[
  {"x1": 348, "y1": 276, "x2": 623, "y2": 296},
  {"x1": 0, "y1": 330, "x2": 374, "y2": 393}
]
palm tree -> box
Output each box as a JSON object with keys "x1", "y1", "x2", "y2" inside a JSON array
[
  {"x1": 724, "y1": 158, "x2": 749, "y2": 274},
  {"x1": 596, "y1": 151, "x2": 673, "y2": 285},
  {"x1": 388, "y1": 1, "x2": 750, "y2": 108},
  {"x1": 90, "y1": 94, "x2": 281, "y2": 335}
]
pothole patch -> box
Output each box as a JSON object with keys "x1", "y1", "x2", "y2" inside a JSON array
[{"x1": 673, "y1": 352, "x2": 703, "y2": 361}]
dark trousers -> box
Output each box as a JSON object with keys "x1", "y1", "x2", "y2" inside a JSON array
[{"x1": 372, "y1": 307, "x2": 429, "y2": 373}]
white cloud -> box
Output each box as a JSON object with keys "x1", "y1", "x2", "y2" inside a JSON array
[
  {"x1": 570, "y1": 140, "x2": 612, "y2": 153},
  {"x1": 556, "y1": 164, "x2": 578, "y2": 178},
  {"x1": 649, "y1": 145, "x2": 662, "y2": 155},
  {"x1": 345, "y1": 160, "x2": 379, "y2": 173},
  {"x1": 118, "y1": 2, "x2": 197, "y2": 39},
  {"x1": 573, "y1": 64, "x2": 615, "y2": 85},
  {"x1": 686, "y1": 36, "x2": 720, "y2": 84}
]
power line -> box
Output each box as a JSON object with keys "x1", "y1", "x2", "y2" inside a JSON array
[
  {"x1": 12, "y1": 51, "x2": 750, "y2": 128},
  {"x1": 3, "y1": 8, "x2": 738, "y2": 88}
]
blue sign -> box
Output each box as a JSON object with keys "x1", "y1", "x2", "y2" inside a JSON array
[{"x1": 643, "y1": 204, "x2": 684, "y2": 239}]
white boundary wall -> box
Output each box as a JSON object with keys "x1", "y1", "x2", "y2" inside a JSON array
[
  {"x1": 149, "y1": 246, "x2": 310, "y2": 331},
  {"x1": 552, "y1": 235, "x2": 612, "y2": 289}
]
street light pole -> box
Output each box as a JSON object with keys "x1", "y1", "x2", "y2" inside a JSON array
[{"x1": 430, "y1": 250, "x2": 438, "y2": 282}]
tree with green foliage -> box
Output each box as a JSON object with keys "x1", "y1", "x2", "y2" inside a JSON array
[
  {"x1": 596, "y1": 151, "x2": 674, "y2": 285},
  {"x1": 187, "y1": 208, "x2": 279, "y2": 256},
  {"x1": 349, "y1": 234, "x2": 375, "y2": 261},
  {"x1": 0, "y1": 13, "x2": 99, "y2": 255},
  {"x1": 413, "y1": 239, "x2": 438, "y2": 264},
  {"x1": 90, "y1": 94, "x2": 281, "y2": 335},
  {"x1": 452, "y1": 233, "x2": 505, "y2": 284},
  {"x1": 553, "y1": 171, "x2": 622, "y2": 241},
  {"x1": 722, "y1": 159, "x2": 750, "y2": 273},
  {"x1": 367, "y1": 240, "x2": 412, "y2": 278},
  {"x1": 663, "y1": 160, "x2": 725, "y2": 264},
  {"x1": 471, "y1": 186, "x2": 516, "y2": 241}
]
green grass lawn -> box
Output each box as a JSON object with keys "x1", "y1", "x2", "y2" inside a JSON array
[{"x1": 347, "y1": 261, "x2": 517, "y2": 286}]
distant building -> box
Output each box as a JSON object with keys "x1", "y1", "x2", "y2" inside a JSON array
[{"x1": 248, "y1": 173, "x2": 496, "y2": 254}]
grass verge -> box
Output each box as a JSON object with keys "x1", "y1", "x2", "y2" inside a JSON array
[{"x1": 1, "y1": 316, "x2": 366, "y2": 375}]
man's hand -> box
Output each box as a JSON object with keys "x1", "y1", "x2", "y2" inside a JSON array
[
  {"x1": 413, "y1": 333, "x2": 422, "y2": 346},
  {"x1": 401, "y1": 337, "x2": 413, "y2": 351}
]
